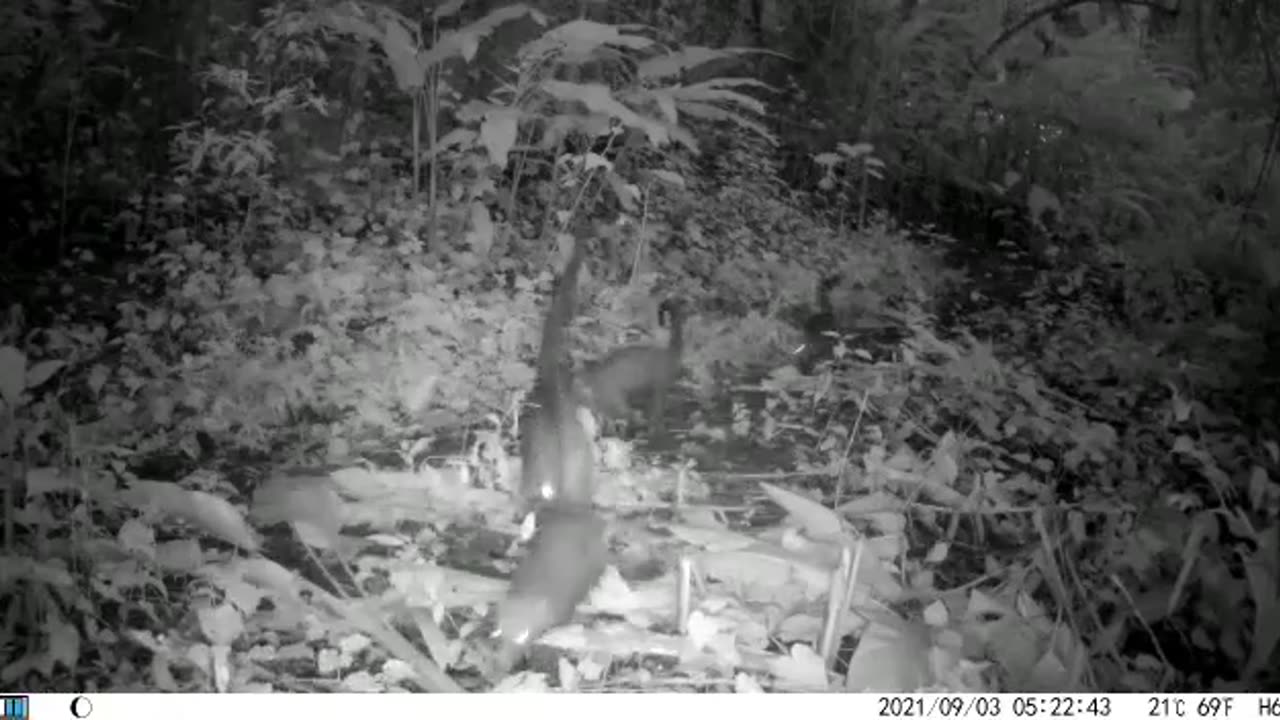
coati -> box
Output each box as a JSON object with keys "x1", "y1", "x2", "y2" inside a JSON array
[
  {"x1": 796, "y1": 275, "x2": 837, "y2": 374},
  {"x1": 516, "y1": 237, "x2": 594, "y2": 514},
  {"x1": 494, "y1": 502, "x2": 608, "y2": 655},
  {"x1": 575, "y1": 298, "x2": 685, "y2": 433}
]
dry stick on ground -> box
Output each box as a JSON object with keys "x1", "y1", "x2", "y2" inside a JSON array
[
  {"x1": 830, "y1": 387, "x2": 871, "y2": 509},
  {"x1": 1033, "y1": 508, "x2": 1090, "y2": 687},
  {"x1": 1065, "y1": 543, "x2": 1116, "y2": 688},
  {"x1": 700, "y1": 470, "x2": 832, "y2": 481},
  {"x1": 1111, "y1": 572, "x2": 1175, "y2": 691}
]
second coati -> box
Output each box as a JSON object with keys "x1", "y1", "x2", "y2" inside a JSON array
[
  {"x1": 516, "y1": 236, "x2": 594, "y2": 513},
  {"x1": 575, "y1": 298, "x2": 685, "y2": 433},
  {"x1": 796, "y1": 275, "x2": 837, "y2": 374}
]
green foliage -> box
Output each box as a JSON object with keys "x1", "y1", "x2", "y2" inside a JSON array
[
  {"x1": 752, "y1": 291, "x2": 1280, "y2": 689},
  {"x1": 770, "y1": 0, "x2": 1278, "y2": 307}
]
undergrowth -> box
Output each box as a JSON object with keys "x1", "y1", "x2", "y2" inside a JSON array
[{"x1": 2, "y1": 0, "x2": 1279, "y2": 696}]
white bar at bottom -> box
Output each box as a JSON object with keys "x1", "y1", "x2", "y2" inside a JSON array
[{"x1": 18, "y1": 692, "x2": 1280, "y2": 720}]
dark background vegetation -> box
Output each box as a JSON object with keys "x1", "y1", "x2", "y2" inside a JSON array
[{"x1": 1, "y1": 0, "x2": 1278, "y2": 694}]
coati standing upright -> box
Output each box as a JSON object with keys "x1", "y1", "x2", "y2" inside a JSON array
[
  {"x1": 797, "y1": 275, "x2": 837, "y2": 374},
  {"x1": 575, "y1": 298, "x2": 685, "y2": 433},
  {"x1": 516, "y1": 237, "x2": 594, "y2": 514},
  {"x1": 501, "y1": 242, "x2": 608, "y2": 659}
]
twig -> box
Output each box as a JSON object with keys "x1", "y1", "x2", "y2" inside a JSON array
[
  {"x1": 700, "y1": 470, "x2": 831, "y2": 480},
  {"x1": 831, "y1": 387, "x2": 870, "y2": 508},
  {"x1": 1110, "y1": 573, "x2": 1174, "y2": 691}
]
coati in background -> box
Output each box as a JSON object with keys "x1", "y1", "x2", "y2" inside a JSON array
[
  {"x1": 796, "y1": 274, "x2": 837, "y2": 374},
  {"x1": 516, "y1": 237, "x2": 594, "y2": 514},
  {"x1": 575, "y1": 298, "x2": 685, "y2": 434}
]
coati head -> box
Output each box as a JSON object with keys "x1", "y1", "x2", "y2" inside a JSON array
[
  {"x1": 815, "y1": 274, "x2": 838, "y2": 316},
  {"x1": 657, "y1": 298, "x2": 686, "y2": 346}
]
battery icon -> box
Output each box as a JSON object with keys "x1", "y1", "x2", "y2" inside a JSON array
[{"x1": 0, "y1": 696, "x2": 28, "y2": 720}]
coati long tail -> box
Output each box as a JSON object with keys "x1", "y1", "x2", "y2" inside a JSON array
[{"x1": 517, "y1": 236, "x2": 594, "y2": 512}]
